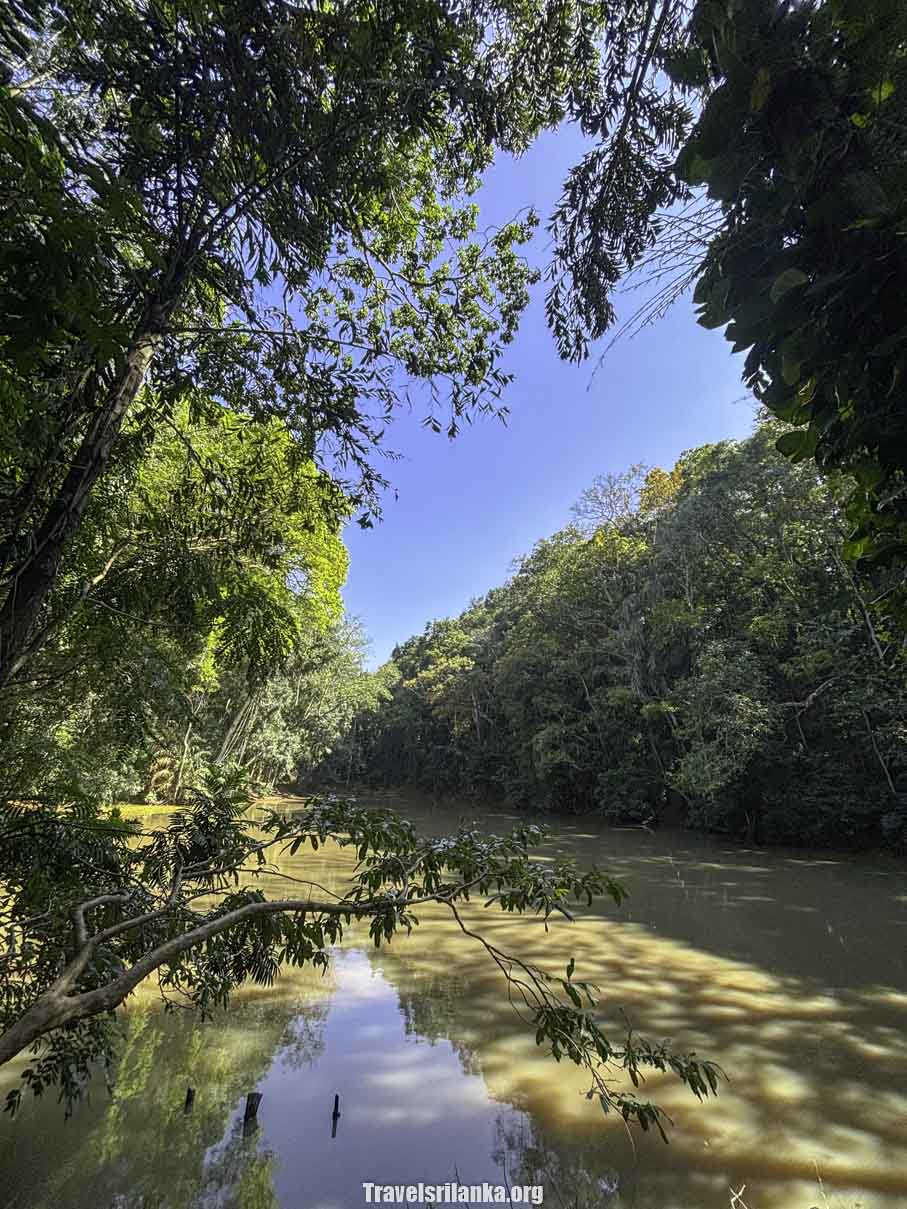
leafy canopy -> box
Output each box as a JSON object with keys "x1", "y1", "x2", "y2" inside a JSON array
[{"x1": 550, "y1": 0, "x2": 907, "y2": 569}]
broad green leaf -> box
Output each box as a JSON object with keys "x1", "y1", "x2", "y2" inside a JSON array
[{"x1": 770, "y1": 269, "x2": 809, "y2": 304}]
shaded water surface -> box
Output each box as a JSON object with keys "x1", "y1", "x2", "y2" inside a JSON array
[{"x1": 2, "y1": 794, "x2": 906, "y2": 1209}]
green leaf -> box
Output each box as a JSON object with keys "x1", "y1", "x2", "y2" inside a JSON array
[
  {"x1": 867, "y1": 79, "x2": 895, "y2": 107},
  {"x1": 675, "y1": 144, "x2": 712, "y2": 186},
  {"x1": 842, "y1": 535, "x2": 873, "y2": 560},
  {"x1": 781, "y1": 351, "x2": 803, "y2": 386},
  {"x1": 775, "y1": 429, "x2": 818, "y2": 462},
  {"x1": 770, "y1": 269, "x2": 809, "y2": 304},
  {"x1": 750, "y1": 67, "x2": 772, "y2": 112}
]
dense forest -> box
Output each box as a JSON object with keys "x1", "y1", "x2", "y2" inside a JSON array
[
  {"x1": 339, "y1": 421, "x2": 907, "y2": 850},
  {"x1": 1, "y1": 396, "x2": 388, "y2": 808},
  {"x1": 10, "y1": 406, "x2": 907, "y2": 854}
]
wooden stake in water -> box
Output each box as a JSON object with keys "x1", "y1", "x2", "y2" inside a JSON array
[
  {"x1": 331, "y1": 1093, "x2": 341, "y2": 1139},
  {"x1": 243, "y1": 1091, "x2": 263, "y2": 1138}
]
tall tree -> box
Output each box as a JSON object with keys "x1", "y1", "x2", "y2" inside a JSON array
[
  {"x1": 0, "y1": 0, "x2": 708, "y2": 686},
  {"x1": 0, "y1": 402, "x2": 349, "y2": 806},
  {"x1": 550, "y1": 0, "x2": 907, "y2": 571},
  {"x1": 355, "y1": 421, "x2": 907, "y2": 846},
  {"x1": 0, "y1": 0, "x2": 524, "y2": 685}
]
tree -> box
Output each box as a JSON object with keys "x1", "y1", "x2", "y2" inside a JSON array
[
  {"x1": 570, "y1": 463, "x2": 650, "y2": 533},
  {"x1": 200, "y1": 618, "x2": 392, "y2": 792},
  {"x1": 0, "y1": 771, "x2": 721, "y2": 1134},
  {"x1": 0, "y1": 401, "x2": 350, "y2": 806},
  {"x1": 550, "y1": 0, "x2": 907, "y2": 571},
  {"x1": 0, "y1": 0, "x2": 701, "y2": 689},
  {"x1": 354, "y1": 420, "x2": 907, "y2": 845},
  {"x1": 677, "y1": 0, "x2": 907, "y2": 570},
  {"x1": 0, "y1": 0, "x2": 532, "y2": 686}
]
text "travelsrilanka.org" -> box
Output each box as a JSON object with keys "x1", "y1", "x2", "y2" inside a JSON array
[{"x1": 362, "y1": 1183, "x2": 543, "y2": 1205}]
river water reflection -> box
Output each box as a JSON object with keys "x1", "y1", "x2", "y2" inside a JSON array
[{"x1": 2, "y1": 793, "x2": 907, "y2": 1209}]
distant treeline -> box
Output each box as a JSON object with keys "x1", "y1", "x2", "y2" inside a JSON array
[{"x1": 331, "y1": 421, "x2": 907, "y2": 849}]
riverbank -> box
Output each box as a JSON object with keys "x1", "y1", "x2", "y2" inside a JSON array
[{"x1": 304, "y1": 780, "x2": 907, "y2": 861}]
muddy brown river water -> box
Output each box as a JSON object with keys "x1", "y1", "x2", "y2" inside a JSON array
[{"x1": 2, "y1": 793, "x2": 906, "y2": 1209}]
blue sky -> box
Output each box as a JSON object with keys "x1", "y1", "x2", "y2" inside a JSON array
[{"x1": 341, "y1": 126, "x2": 756, "y2": 669}]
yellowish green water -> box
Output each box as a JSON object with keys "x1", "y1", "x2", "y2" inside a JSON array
[{"x1": 2, "y1": 794, "x2": 906, "y2": 1209}]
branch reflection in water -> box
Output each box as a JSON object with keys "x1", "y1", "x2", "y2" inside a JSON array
[{"x1": 1, "y1": 793, "x2": 905, "y2": 1209}]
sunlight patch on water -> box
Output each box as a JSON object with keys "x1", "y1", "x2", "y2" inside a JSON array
[{"x1": 2, "y1": 801, "x2": 907, "y2": 1209}]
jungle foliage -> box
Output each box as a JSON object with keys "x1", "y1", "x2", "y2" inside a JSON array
[
  {"x1": 0, "y1": 0, "x2": 730, "y2": 1118},
  {"x1": 555, "y1": 0, "x2": 907, "y2": 570},
  {"x1": 352, "y1": 422, "x2": 907, "y2": 849},
  {"x1": 2, "y1": 0, "x2": 906, "y2": 1129},
  {"x1": 0, "y1": 397, "x2": 371, "y2": 806},
  {"x1": 0, "y1": 0, "x2": 697, "y2": 689}
]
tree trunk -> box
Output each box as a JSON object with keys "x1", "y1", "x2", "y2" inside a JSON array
[
  {"x1": 173, "y1": 720, "x2": 194, "y2": 803},
  {"x1": 863, "y1": 708, "x2": 897, "y2": 796},
  {"x1": 346, "y1": 719, "x2": 357, "y2": 785},
  {"x1": 236, "y1": 699, "x2": 259, "y2": 766},
  {"x1": 0, "y1": 303, "x2": 170, "y2": 688},
  {"x1": 0, "y1": 992, "x2": 75, "y2": 1068},
  {"x1": 744, "y1": 808, "x2": 760, "y2": 845},
  {"x1": 215, "y1": 695, "x2": 254, "y2": 764}
]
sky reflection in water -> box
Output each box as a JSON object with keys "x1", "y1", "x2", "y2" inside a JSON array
[{"x1": 2, "y1": 795, "x2": 907, "y2": 1209}]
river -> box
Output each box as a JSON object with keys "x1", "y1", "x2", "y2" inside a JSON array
[{"x1": 2, "y1": 793, "x2": 906, "y2": 1209}]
